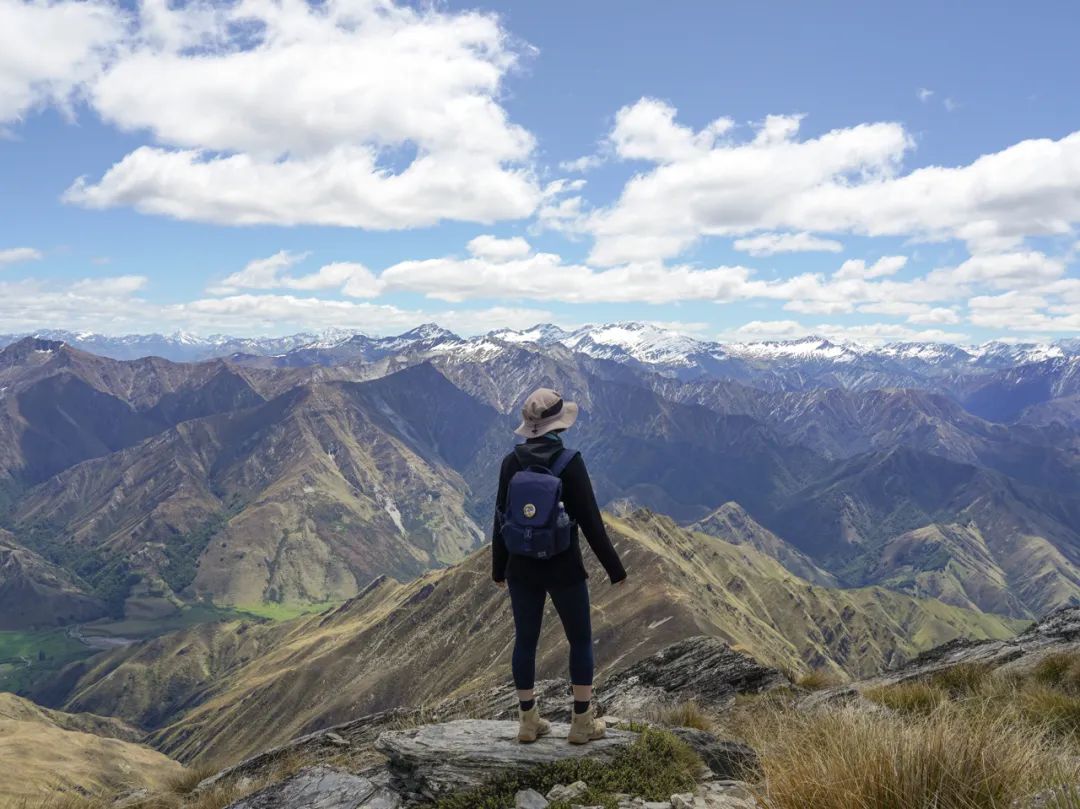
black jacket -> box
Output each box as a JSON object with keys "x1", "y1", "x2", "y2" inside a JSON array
[{"x1": 491, "y1": 437, "x2": 626, "y2": 589}]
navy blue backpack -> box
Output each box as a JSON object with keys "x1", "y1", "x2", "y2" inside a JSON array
[{"x1": 500, "y1": 447, "x2": 578, "y2": 559}]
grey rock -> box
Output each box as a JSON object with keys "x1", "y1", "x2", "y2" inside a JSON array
[
  {"x1": 669, "y1": 728, "x2": 758, "y2": 779},
  {"x1": 599, "y1": 637, "x2": 787, "y2": 716},
  {"x1": 547, "y1": 781, "x2": 589, "y2": 801},
  {"x1": 515, "y1": 787, "x2": 550, "y2": 808},
  {"x1": 224, "y1": 765, "x2": 400, "y2": 809},
  {"x1": 376, "y1": 719, "x2": 636, "y2": 801}
]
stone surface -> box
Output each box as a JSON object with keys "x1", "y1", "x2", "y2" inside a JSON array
[
  {"x1": 515, "y1": 787, "x2": 550, "y2": 808},
  {"x1": 547, "y1": 780, "x2": 589, "y2": 801},
  {"x1": 668, "y1": 728, "x2": 758, "y2": 779},
  {"x1": 224, "y1": 766, "x2": 400, "y2": 809},
  {"x1": 599, "y1": 637, "x2": 787, "y2": 717},
  {"x1": 375, "y1": 719, "x2": 636, "y2": 801}
]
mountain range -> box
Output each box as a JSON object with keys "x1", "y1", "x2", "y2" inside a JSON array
[{"x1": 0, "y1": 322, "x2": 1077, "y2": 635}]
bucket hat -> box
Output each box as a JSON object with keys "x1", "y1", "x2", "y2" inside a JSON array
[{"x1": 514, "y1": 388, "x2": 579, "y2": 437}]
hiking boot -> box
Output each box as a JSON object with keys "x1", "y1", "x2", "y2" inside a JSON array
[
  {"x1": 517, "y1": 704, "x2": 551, "y2": 743},
  {"x1": 567, "y1": 703, "x2": 605, "y2": 744}
]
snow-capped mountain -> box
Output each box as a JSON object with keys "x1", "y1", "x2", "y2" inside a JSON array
[{"x1": 2, "y1": 324, "x2": 1077, "y2": 391}]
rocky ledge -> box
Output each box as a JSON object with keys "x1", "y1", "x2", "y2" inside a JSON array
[{"x1": 375, "y1": 719, "x2": 636, "y2": 802}]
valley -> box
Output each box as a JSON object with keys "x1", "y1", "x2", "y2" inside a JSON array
[{"x1": 0, "y1": 322, "x2": 1077, "y2": 802}]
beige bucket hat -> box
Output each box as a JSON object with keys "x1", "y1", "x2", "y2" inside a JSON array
[{"x1": 514, "y1": 387, "x2": 579, "y2": 437}]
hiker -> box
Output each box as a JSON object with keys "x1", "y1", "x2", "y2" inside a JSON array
[{"x1": 492, "y1": 387, "x2": 628, "y2": 745}]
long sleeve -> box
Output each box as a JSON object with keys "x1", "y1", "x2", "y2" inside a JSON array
[
  {"x1": 561, "y1": 454, "x2": 627, "y2": 584},
  {"x1": 491, "y1": 456, "x2": 511, "y2": 582}
]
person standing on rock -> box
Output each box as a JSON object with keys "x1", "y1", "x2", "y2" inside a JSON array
[{"x1": 492, "y1": 387, "x2": 628, "y2": 745}]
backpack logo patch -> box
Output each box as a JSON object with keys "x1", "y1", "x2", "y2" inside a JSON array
[{"x1": 523, "y1": 503, "x2": 536, "y2": 518}]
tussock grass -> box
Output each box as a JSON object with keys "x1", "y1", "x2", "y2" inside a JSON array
[
  {"x1": 1033, "y1": 652, "x2": 1080, "y2": 693},
  {"x1": 745, "y1": 702, "x2": 1079, "y2": 809},
  {"x1": 926, "y1": 662, "x2": 993, "y2": 697},
  {"x1": 795, "y1": 669, "x2": 841, "y2": 691},
  {"x1": 863, "y1": 681, "x2": 945, "y2": 715},
  {"x1": 431, "y1": 727, "x2": 702, "y2": 809},
  {"x1": 643, "y1": 700, "x2": 715, "y2": 731}
]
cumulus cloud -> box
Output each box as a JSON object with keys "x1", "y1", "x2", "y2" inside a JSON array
[
  {"x1": 0, "y1": 246, "x2": 42, "y2": 265},
  {"x1": 833, "y1": 256, "x2": 908, "y2": 281},
  {"x1": 732, "y1": 232, "x2": 844, "y2": 256},
  {"x1": 0, "y1": 273, "x2": 555, "y2": 336},
  {"x1": 0, "y1": 0, "x2": 121, "y2": 124},
  {"x1": 209, "y1": 251, "x2": 383, "y2": 298},
  {"x1": 467, "y1": 234, "x2": 532, "y2": 262},
  {"x1": 58, "y1": 0, "x2": 538, "y2": 228},
  {"x1": 581, "y1": 101, "x2": 1080, "y2": 265},
  {"x1": 381, "y1": 247, "x2": 756, "y2": 304}
]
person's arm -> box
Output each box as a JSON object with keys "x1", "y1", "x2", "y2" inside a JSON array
[
  {"x1": 491, "y1": 455, "x2": 512, "y2": 583},
  {"x1": 561, "y1": 453, "x2": 627, "y2": 584}
]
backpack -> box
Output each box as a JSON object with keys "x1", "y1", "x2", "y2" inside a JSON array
[{"x1": 499, "y1": 447, "x2": 578, "y2": 559}]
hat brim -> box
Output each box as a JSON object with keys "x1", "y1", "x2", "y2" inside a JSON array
[{"x1": 514, "y1": 400, "x2": 579, "y2": 437}]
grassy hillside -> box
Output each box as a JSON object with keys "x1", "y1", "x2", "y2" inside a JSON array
[
  {"x1": 38, "y1": 511, "x2": 1023, "y2": 766},
  {"x1": 0, "y1": 693, "x2": 184, "y2": 804}
]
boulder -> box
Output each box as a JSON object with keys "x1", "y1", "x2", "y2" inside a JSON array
[
  {"x1": 224, "y1": 765, "x2": 400, "y2": 809},
  {"x1": 375, "y1": 719, "x2": 636, "y2": 801}
]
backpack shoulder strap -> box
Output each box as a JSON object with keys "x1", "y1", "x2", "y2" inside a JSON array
[{"x1": 549, "y1": 447, "x2": 579, "y2": 477}]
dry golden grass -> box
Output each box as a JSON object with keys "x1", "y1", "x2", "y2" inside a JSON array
[
  {"x1": 743, "y1": 701, "x2": 1079, "y2": 809},
  {"x1": 642, "y1": 700, "x2": 715, "y2": 731},
  {"x1": 22, "y1": 750, "x2": 315, "y2": 809},
  {"x1": 863, "y1": 680, "x2": 946, "y2": 716},
  {"x1": 795, "y1": 669, "x2": 842, "y2": 691}
]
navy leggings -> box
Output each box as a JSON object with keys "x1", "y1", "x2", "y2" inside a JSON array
[{"x1": 507, "y1": 578, "x2": 594, "y2": 689}]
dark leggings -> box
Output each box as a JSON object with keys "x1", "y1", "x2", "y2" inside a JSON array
[{"x1": 507, "y1": 578, "x2": 594, "y2": 689}]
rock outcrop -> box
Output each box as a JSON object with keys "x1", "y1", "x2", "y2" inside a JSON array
[
  {"x1": 226, "y1": 766, "x2": 399, "y2": 809},
  {"x1": 600, "y1": 636, "x2": 787, "y2": 717},
  {"x1": 861, "y1": 605, "x2": 1079, "y2": 687},
  {"x1": 374, "y1": 719, "x2": 637, "y2": 802}
]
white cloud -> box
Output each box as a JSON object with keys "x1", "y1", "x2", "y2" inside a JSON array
[
  {"x1": 0, "y1": 274, "x2": 554, "y2": 337},
  {"x1": 944, "y1": 97, "x2": 958, "y2": 112},
  {"x1": 381, "y1": 251, "x2": 756, "y2": 304},
  {"x1": 60, "y1": 0, "x2": 539, "y2": 228},
  {"x1": 918, "y1": 88, "x2": 934, "y2": 103},
  {"x1": 0, "y1": 246, "x2": 42, "y2": 265},
  {"x1": 609, "y1": 97, "x2": 733, "y2": 163},
  {"x1": 467, "y1": 234, "x2": 532, "y2": 262},
  {"x1": 833, "y1": 255, "x2": 908, "y2": 281},
  {"x1": 586, "y1": 104, "x2": 911, "y2": 265},
  {"x1": 559, "y1": 154, "x2": 605, "y2": 173},
  {"x1": 732, "y1": 232, "x2": 843, "y2": 257},
  {"x1": 71, "y1": 274, "x2": 147, "y2": 295},
  {"x1": 730, "y1": 318, "x2": 969, "y2": 345},
  {"x1": 582, "y1": 101, "x2": 1080, "y2": 265},
  {"x1": 0, "y1": 0, "x2": 121, "y2": 124},
  {"x1": 209, "y1": 251, "x2": 383, "y2": 298}
]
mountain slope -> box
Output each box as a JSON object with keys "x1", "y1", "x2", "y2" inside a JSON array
[
  {"x1": 40, "y1": 511, "x2": 1023, "y2": 766},
  {"x1": 13, "y1": 365, "x2": 497, "y2": 617},
  {"x1": 765, "y1": 447, "x2": 1080, "y2": 617},
  {"x1": 0, "y1": 528, "x2": 106, "y2": 628},
  {"x1": 0, "y1": 692, "x2": 184, "y2": 803}
]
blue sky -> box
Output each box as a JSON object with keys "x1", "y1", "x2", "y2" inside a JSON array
[{"x1": 0, "y1": 0, "x2": 1077, "y2": 342}]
